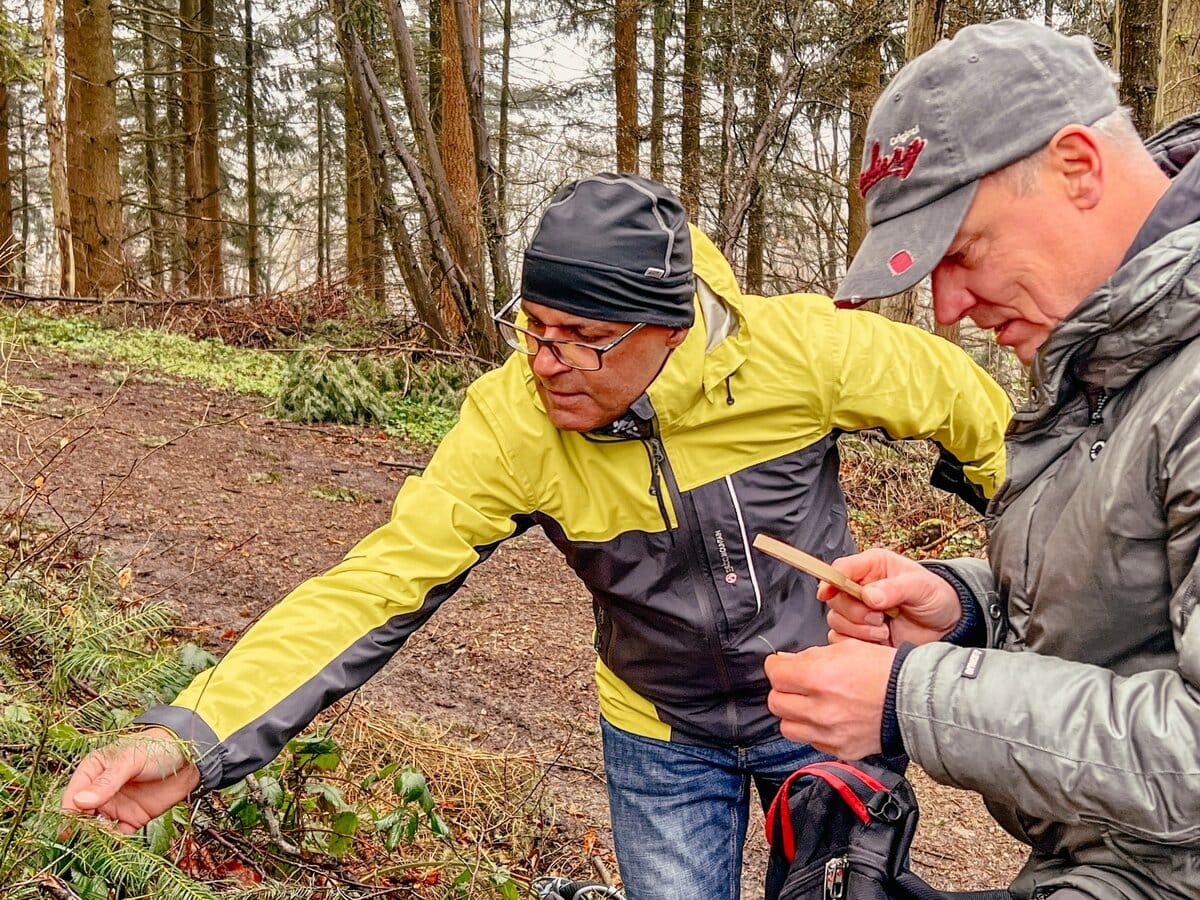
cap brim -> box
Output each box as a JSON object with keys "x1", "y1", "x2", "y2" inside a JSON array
[{"x1": 834, "y1": 180, "x2": 979, "y2": 308}]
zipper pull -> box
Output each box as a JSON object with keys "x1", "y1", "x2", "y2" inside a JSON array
[{"x1": 823, "y1": 855, "x2": 848, "y2": 900}]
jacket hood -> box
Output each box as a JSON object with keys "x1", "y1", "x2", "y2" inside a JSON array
[{"x1": 1017, "y1": 117, "x2": 1200, "y2": 429}]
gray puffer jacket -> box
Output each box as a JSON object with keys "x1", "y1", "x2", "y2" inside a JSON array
[{"x1": 897, "y1": 114, "x2": 1200, "y2": 900}]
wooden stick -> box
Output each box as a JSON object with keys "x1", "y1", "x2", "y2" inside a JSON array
[{"x1": 752, "y1": 533, "x2": 867, "y2": 601}]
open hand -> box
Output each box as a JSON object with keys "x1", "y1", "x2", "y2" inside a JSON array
[{"x1": 61, "y1": 728, "x2": 200, "y2": 834}]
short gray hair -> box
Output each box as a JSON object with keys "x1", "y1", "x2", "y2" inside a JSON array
[{"x1": 990, "y1": 106, "x2": 1143, "y2": 196}]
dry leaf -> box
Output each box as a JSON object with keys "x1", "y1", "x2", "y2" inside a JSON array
[
  {"x1": 117, "y1": 567, "x2": 133, "y2": 589},
  {"x1": 582, "y1": 827, "x2": 598, "y2": 856}
]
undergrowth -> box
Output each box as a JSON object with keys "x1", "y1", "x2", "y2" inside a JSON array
[
  {"x1": 2, "y1": 305, "x2": 475, "y2": 446},
  {"x1": 0, "y1": 529, "x2": 556, "y2": 898}
]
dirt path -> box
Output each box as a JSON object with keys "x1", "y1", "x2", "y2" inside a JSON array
[{"x1": 4, "y1": 352, "x2": 1026, "y2": 896}]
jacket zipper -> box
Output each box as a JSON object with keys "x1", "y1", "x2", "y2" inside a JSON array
[
  {"x1": 723, "y1": 476, "x2": 763, "y2": 614},
  {"x1": 646, "y1": 433, "x2": 738, "y2": 731},
  {"x1": 1088, "y1": 387, "x2": 1109, "y2": 424}
]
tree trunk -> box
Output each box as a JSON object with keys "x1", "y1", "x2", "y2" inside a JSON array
[
  {"x1": 744, "y1": 7, "x2": 773, "y2": 293},
  {"x1": 244, "y1": 0, "x2": 260, "y2": 295},
  {"x1": 716, "y1": 0, "x2": 735, "y2": 242},
  {"x1": 42, "y1": 0, "x2": 74, "y2": 294},
  {"x1": 649, "y1": 0, "x2": 671, "y2": 181},
  {"x1": 64, "y1": 0, "x2": 125, "y2": 296},
  {"x1": 907, "y1": 0, "x2": 957, "y2": 338},
  {"x1": 905, "y1": 0, "x2": 945, "y2": 58},
  {"x1": 16, "y1": 89, "x2": 29, "y2": 288},
  {"x1": 1114, "y1": 0, "x2": 1162, "y2": 137},
  {"x1": 165, "y1": 15, "x2": 185, "y2": 291},
  {"x1": 679, "y1": 0, "x2": 703, "y2": 220},
  {"x1": 845, "y1": 14, "x2": 881, "y2": 272},
  {"x1": 497, "y1": 0, "x2": 511, "y2": 219},
  {"x1": 615, "y1": 0, "x2": 639, "y2": 171},
  {"x1": 1155, "y1": 0, "x2": 1200, "y2": 131},
  {"x1": 439, "y1": 0, "x2": 479, "y2": 336},
  {"x1": 452, "y1": 0, "x2": 510, "y2": 351},
  {"x1": 181, "y1": 0, "x2": 224, "y2": 295},
  {"x1": 141, "y1": 1, "x2": 164, "y2": 292},
  {"x1": 332, "y1": 4, "x2": 451, "y2": 344},
  {"x1": 0, "y1": 82, "x2": 14, "y2": 287},
  {"x1": 316, "y1": 30, "x2": 327, "y2": 284}
]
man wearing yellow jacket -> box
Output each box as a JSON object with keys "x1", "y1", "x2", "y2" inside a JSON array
[{"x1": 62, "y1": 173, "x2": 1010, "y2": 899}]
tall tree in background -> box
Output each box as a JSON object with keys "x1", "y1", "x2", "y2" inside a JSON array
[
  {"x1": 1156, "y1": 0, "x2": 1200, "y2": 130},
  {"x1": 244, "y1": 0, "x2": 260, "y2": 295},
  {"x1": 140, "y1": 0, "x2": 164, "y2": 292},
  {"x1": 649, "y1": 0, "x2": 671, "y2": 181},
  {"x1": 181, "y1": 0, "x2": 224, "y2": 294},
  {"x1": 615, "y1": 0, "x2": 639, "y2": 171},
  {"x1": 908, "y1": 0, "x2": 951, "y2": 336},
  {"x1": 0, "y1": 79, "x2": 12, "y2": 286},
  {"x1": 743, "y1": 5, "x2": 774, "y2": 293},
  {"x1": 1114, "y1": 0, "x2": 1161, "y2": 136},
  {"x1": 63, "y1": 0, "x2": 124, "y2": 296},
  {"x1": 845, "y1": 0, "x2": 889, "y2": 315},
  {"x1": 679, "y1": 0, "x2": 702, "y2": 219},
  {"x1": 344, "y1": 77, "x2": 383, "y2": 301},
  {"x1": 42, "y1": 0, "x2": 73, "y2": 293},
  {"x1": 439, "y1": 0, "x2": 479, "y2": 334}
]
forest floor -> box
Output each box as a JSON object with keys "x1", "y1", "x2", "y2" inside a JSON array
[{"x1": 5, "y1": 350, "x2": 1027, "y2": 897}]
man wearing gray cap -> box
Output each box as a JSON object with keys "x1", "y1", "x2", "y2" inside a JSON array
[
  {"x1": 767, "y1": 18, "x2": 1200, "y2": 900},
  {"x1": 59, "y1": 173, "x2": 1011, "y2": 898}
]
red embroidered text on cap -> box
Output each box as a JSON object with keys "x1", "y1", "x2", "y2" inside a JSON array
[
  {"x1": 888, "y1": 250, "x2": 914, "y2": 276},
  {"x1": 858, "y1": 138, "x2": 926, "y2": 197}
]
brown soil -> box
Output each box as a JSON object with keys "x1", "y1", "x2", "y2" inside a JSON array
[{"x1": 4, "y1": 352, "x2": 1026, "y2": 896}]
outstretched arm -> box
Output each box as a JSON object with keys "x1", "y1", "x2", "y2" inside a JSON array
[{"x1": 827, "y1": 308, "x2": 1011, "y2": 509}]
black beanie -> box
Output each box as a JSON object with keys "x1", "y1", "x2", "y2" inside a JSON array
[{"x1": 521, "y1": 173, "x2": 695, "y2": 328}]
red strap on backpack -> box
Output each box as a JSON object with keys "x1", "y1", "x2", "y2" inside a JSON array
[{"x1": 764, "y1": 762, "x2": 876, "y2": 863}]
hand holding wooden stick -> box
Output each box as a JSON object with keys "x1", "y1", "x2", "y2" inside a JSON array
[{"x1": 753, "y1": 534, "x2": 897, "y2": 617}]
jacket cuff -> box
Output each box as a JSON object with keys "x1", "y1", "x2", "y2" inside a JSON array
[
  {"x1": 924, "y1": 564, "x2": 987, "y2": 646},
  {"x1": 881, "y1": 642, "x2": 916, "y2": 756},
  {"x1": 134, "y1": 705, "x2": 225, "y2": 793}
]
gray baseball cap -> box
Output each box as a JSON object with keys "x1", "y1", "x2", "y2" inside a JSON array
[{"x1": 834, "y1": 19, "x2": 1118, "y2": 306}]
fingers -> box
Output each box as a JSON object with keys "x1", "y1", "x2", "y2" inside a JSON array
[{"x1": 66, "y1": 747, "x2": 147, "y2": 812}]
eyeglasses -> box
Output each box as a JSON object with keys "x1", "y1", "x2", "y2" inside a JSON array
[{"x1": 492, "y1": 296, "x2": 646, "y2": 371}]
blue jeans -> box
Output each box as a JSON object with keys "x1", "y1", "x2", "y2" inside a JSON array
[{"x1": 601, "y1": 717, "x2": 828, "y2": 900}]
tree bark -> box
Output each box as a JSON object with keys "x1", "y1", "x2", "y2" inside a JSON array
[
  {"x1": 679, "y1": 0, "x2": 703, "y2": 220},
  {"x1": 649, "y1": 0, "x2": 671, "y2": 181},
  {"x1": 42, "y1": 0, "x2": 74, "y2": 294},
  {"x1": 498, "y1": 0, "x2": 511, "y2": 219},
  {"x1": 0, "y1": 82, "x2": 14, "y2": 287},
  {"x1": 615, "y1": 0, "x2": 640, "y2": 172},
  {"x1": 64, "y1": 0, "x2": 125, "y2": 296},
  {"x1": 141, "y1": 1, "x2": 164, "y2": 292},
  {"x1": 906, "y1": 0, "x2": 956, "y2": 337},
  {"x1": 243, "y1": 0, "x2": 260, "y2": 295},
  {"x1": 1155, "y1": 0, "x2": 1200, "y2": 131},
  {"x1": 438, "y1": 0, "x2": 479, "y2": 336},
  {"x1": 744, "y1": 5, "x2": 773, "y2": 293},
  {"x1": 1114, "y1": 0, "x2": 1162, "y2": 138},
  {"x1": 181, "y1": 0, "x2": 224, "y2": 295},
  {"x1": 452, "y1": 0, "x2": 510, "y2": 351},
  {"x1": 845, "y1": 10, "x2": 881, "y2": 273}
]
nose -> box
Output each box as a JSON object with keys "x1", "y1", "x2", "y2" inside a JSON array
[
  {"x1": 529, "y1": 340, "x2": 571, "y2": 379},
  {"x1": 930, "y1": 262, "x2": 976, "y2": 326}
]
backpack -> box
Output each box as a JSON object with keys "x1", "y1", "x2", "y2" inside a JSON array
[{"x1": 764, "y1": 759, "x2": 1011, "y2": 900}]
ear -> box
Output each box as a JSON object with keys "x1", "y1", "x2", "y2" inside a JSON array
[
  {"x1": 1046, "y1": 125, "x2": 1104, "y2": 211},
  {"x1": 665, "y1": 326, "x2": 689, "y2": 349}
]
